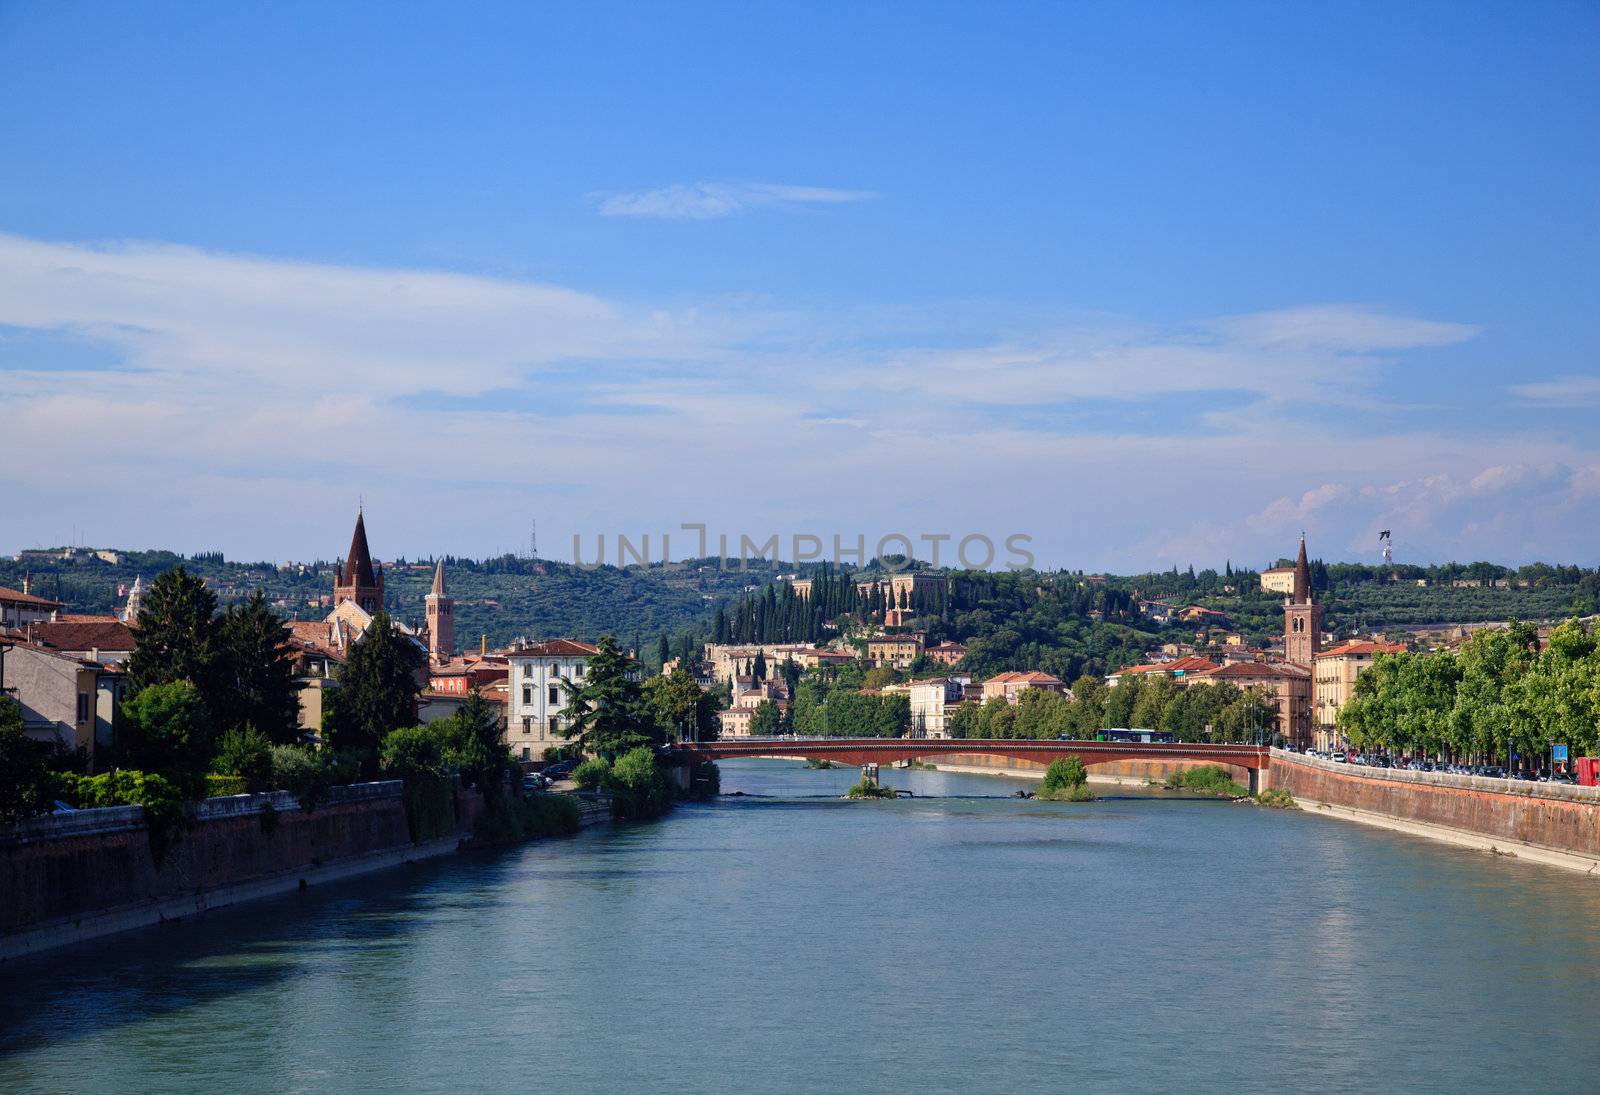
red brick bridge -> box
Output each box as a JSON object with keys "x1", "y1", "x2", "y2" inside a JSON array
[{"x1": 673, "y1": 738, "x2": 1273, "y2": 793}]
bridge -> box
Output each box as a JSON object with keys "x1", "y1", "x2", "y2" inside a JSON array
[{"x1": 673, "y1": 738, "x2": 1273, "y2": 793}]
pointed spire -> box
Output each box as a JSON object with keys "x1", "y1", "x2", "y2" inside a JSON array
[
  {"x1": 1292, "y1": 533, "x2": 1311, "y2": 604},
  {"x1": 344, "y1": 511, "x2": 377, "y2": 588},
  {"x1": 430, "y1": 559, "x2": 448, "y2": 598}
]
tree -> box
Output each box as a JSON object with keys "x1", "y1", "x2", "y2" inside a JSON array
[
  {"x1": 557, "y1": 634, "x2": 657, "y2": 758},
  {"x1": 750, "y1": 699, "x2": 780, "y2": 736},
  {"x1": 753, "y1": 648, "x2": 767, "y2": 680},
  {"x1": 118, "y1": 680, "x2": 217, "y2": 787},
  {"x1": 643, "y1": 670, "x2": 719, "y2": 742},
  {"x1": 657, "y1": 632, "x2": 671, "y2": 668},
  {"x1": 1043, "y1": 756, "x2": 1087, "y2": 789},
  {"x1": 0, "y1": 695, "x2": 55, "y2": 823},
  {"x1": 323, "y1": 612, "x2": 425, "y2": 773},
  {"x1": 217, "y1": 590, "x2": 300, "y2": 744},
  {"x1": 437, "y1": 689, "x2": 512, "y2": 792},
  {"x1": 126, "y1": 565, "x2": 223, "y2": 710},
  {"x1": 213, "y1": 725, "x2": 274, "y2": 789}
]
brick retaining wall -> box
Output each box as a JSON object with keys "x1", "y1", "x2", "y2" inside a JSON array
[{"x1": 1270, "y1": 750, "x2": 1600, "y2": 860}]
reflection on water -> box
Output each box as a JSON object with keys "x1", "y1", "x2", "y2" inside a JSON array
[{"x1": 3, "y1": 759, "x2": 1599, "y2": 1094}]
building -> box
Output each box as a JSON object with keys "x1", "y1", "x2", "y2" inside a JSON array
[
  {"x1": 907, "y1": 677, "x2": 965, "y2": 736},
  {"x1": 504, "y1": 639, "x2": 600, "y2": 758},
  {"x1": 864, "y1": 632, "x2": 925, "y2": 669},
  {"x1": 0, "y1": 583, "x2": 62, "y2": 629},
  {"x1": 1190, "y1": 660, "x2": 1312, "y2": 747},
  {"x1": 1260, "y1": 567, "x2": 1296, "y2": 595},
  {"x1": 424, "y1": 560, "x2": 454, "y2": 664},
  {"x1": 1283, "y1": 536, "x2": 1324, "y2": 668},
  {"x1": 717, "y1": 705, "x2": 759, "y2": 738},
  {"x1": 0, "y1": 640, "x2": 122, "y2": 764},
  {"x1": 17, "y1": 618, "x2": 137, "y2": 667},
  {"x1": 1314, "y1": 640, "x2": 1408, "y2": 748},
  {"x1": 703, "y1": 642, "x2": 852, "y2": 684},
  {"x1": 925, "y1": 641, "x2": 966, "y2": 666},
  {"x1": 1104, "y1": 655, "x2": 1219, "y2": 687},
  {"x1": 980, "y1": 670, "x2": 1068, "y2": 705}
]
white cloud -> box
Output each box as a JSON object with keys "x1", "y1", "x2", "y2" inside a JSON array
[
  {"x1": 1214, "y1": 304, "x2": 1478, "y2": 352},
  {"x1": 1507, "y1": 374, "x2": 1600, "y2": 407},
  {"x1": 0, "y1": 231, "x2": 1592, "y2": 568},
  {"x1": 591, "y1": 182, "x2": 876, "y2": 219}
]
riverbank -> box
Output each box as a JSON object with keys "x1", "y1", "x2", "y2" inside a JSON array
[
  {"x1": 1270, "y1": 750, "x2": 1600, "y2": 877},
  {"x1": 1304, "y1": 798, "x2": 1600, "y2": 875},
  {"x1": 0, "y1": 784, "x2": 611, "y2": 962}
]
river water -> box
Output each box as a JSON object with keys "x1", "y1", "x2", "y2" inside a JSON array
[{"x1": 4, "y1": 760, "x2": 1599, "y2": 1094}]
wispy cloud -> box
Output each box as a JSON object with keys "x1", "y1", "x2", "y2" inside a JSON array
[
  {"x1": 1507, "y1": 374, "x2": 1600, "y2": 407},
  {"x1": 1213, "y1": 304, "x2": 1479, "y2": 351},
  {"x1": 0, "y1": 230, "x2": 1591, "y2": 567},
  {"x1": 591, "y1": 182, "x2": 876, "y2": 220}
]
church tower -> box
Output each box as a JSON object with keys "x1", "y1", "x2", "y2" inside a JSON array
[
  {"x1": 121, "y1": 575, "x2": 144, "y2": 623},
  {"x1": 1284, "y1": 535, "x2": 1323, "y2": 667},
  {"x1": 333, "y1": 509, "x2": 385, "y2": 615},
  {"x1": 425, "y1": 559, "x2": 454, "y2": 663}
]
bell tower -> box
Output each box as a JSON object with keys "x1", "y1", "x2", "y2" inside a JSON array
[
  {"x1": 1284, "y1": 534, "x2": 1323, "y2": 667},
  {"x1": 425, "y1": 559, "x2": 454, "y2": 663}
]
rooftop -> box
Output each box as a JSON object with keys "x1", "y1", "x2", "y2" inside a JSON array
[{"x1": 506, "y1": 639, "x2": 601, "y2": 658}]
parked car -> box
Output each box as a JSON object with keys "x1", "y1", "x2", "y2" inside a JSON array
[{"x1": 541, "y1": 759, "x2": 579, "y2": 780}]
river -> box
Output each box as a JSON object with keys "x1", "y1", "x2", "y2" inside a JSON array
[{"x1": 3, "y1": 759, "x2": 1599, "y2": 1093}]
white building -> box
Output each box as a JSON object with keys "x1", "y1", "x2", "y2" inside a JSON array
[
  {"x1": 504, "y1": 639, "x2": 599, "y2": 759},
  {"x1": 907, "y1": 677, "x2": 966, "y2": 737}
]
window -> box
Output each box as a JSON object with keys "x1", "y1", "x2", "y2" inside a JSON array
[
  {"x1": 522, "y1": 716, "x2": 532, "y2": 733},
  {"x1": 520, "y1": 746, "x2": 530, "y2": 760},
  {"x1": 549, "y1": 685, "x2": 560, "y2": 705},
  {"x1": 549, "y1": 717, "x2": 560, "y2": 736},
  {"x1": 523, "y1": 664, "x2": 535, "y2": 680},
  {"x1": 523, "y1": 686, "x2": 532, "y2": 706},
  {"x1": 77, "y1": 692, "x2": 91, "y2": 723}
]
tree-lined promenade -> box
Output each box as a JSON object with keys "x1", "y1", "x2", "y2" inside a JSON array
[{"x1": 1338, "y1": 619, "x2": 1600, "y2": 766}]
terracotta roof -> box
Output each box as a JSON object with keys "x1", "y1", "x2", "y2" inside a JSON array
[
  {"x1": 1198, "y1": 661, "x2": 1309, "y2": 681},
  {"x1": 984, "y1": 671, "x2": 1064, "y2": 685},
  {"x1": 429, "y1": 560, "x2": 448, "y2": 598},
  {"x1": 507, "y1": 639, "x2": 600, "y2": 658},
  {"x1": 24, "y1": 620, "x2": 137, "y2": 652},
  {"x1": 1317, "y1": 641, "x2": 1407, "y2": 658},
  {"x1": 927, "y1": 642, "x2": 966, "y2": 651},
  {"x1": 0, "y1": 586, "x2": 62, "y2": 609}
]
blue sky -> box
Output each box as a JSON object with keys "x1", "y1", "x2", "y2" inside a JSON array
[{"x1": 1, "y1": 1, "x2": 1596, "y2": 569}]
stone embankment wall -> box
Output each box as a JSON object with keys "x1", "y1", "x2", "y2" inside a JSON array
[
  {"x1": 1270, "y1": 749, "x2": 1600, "y2": 864},
  {"x1": 0, "y1": 784, "x2": 608, "y2": 960}
]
